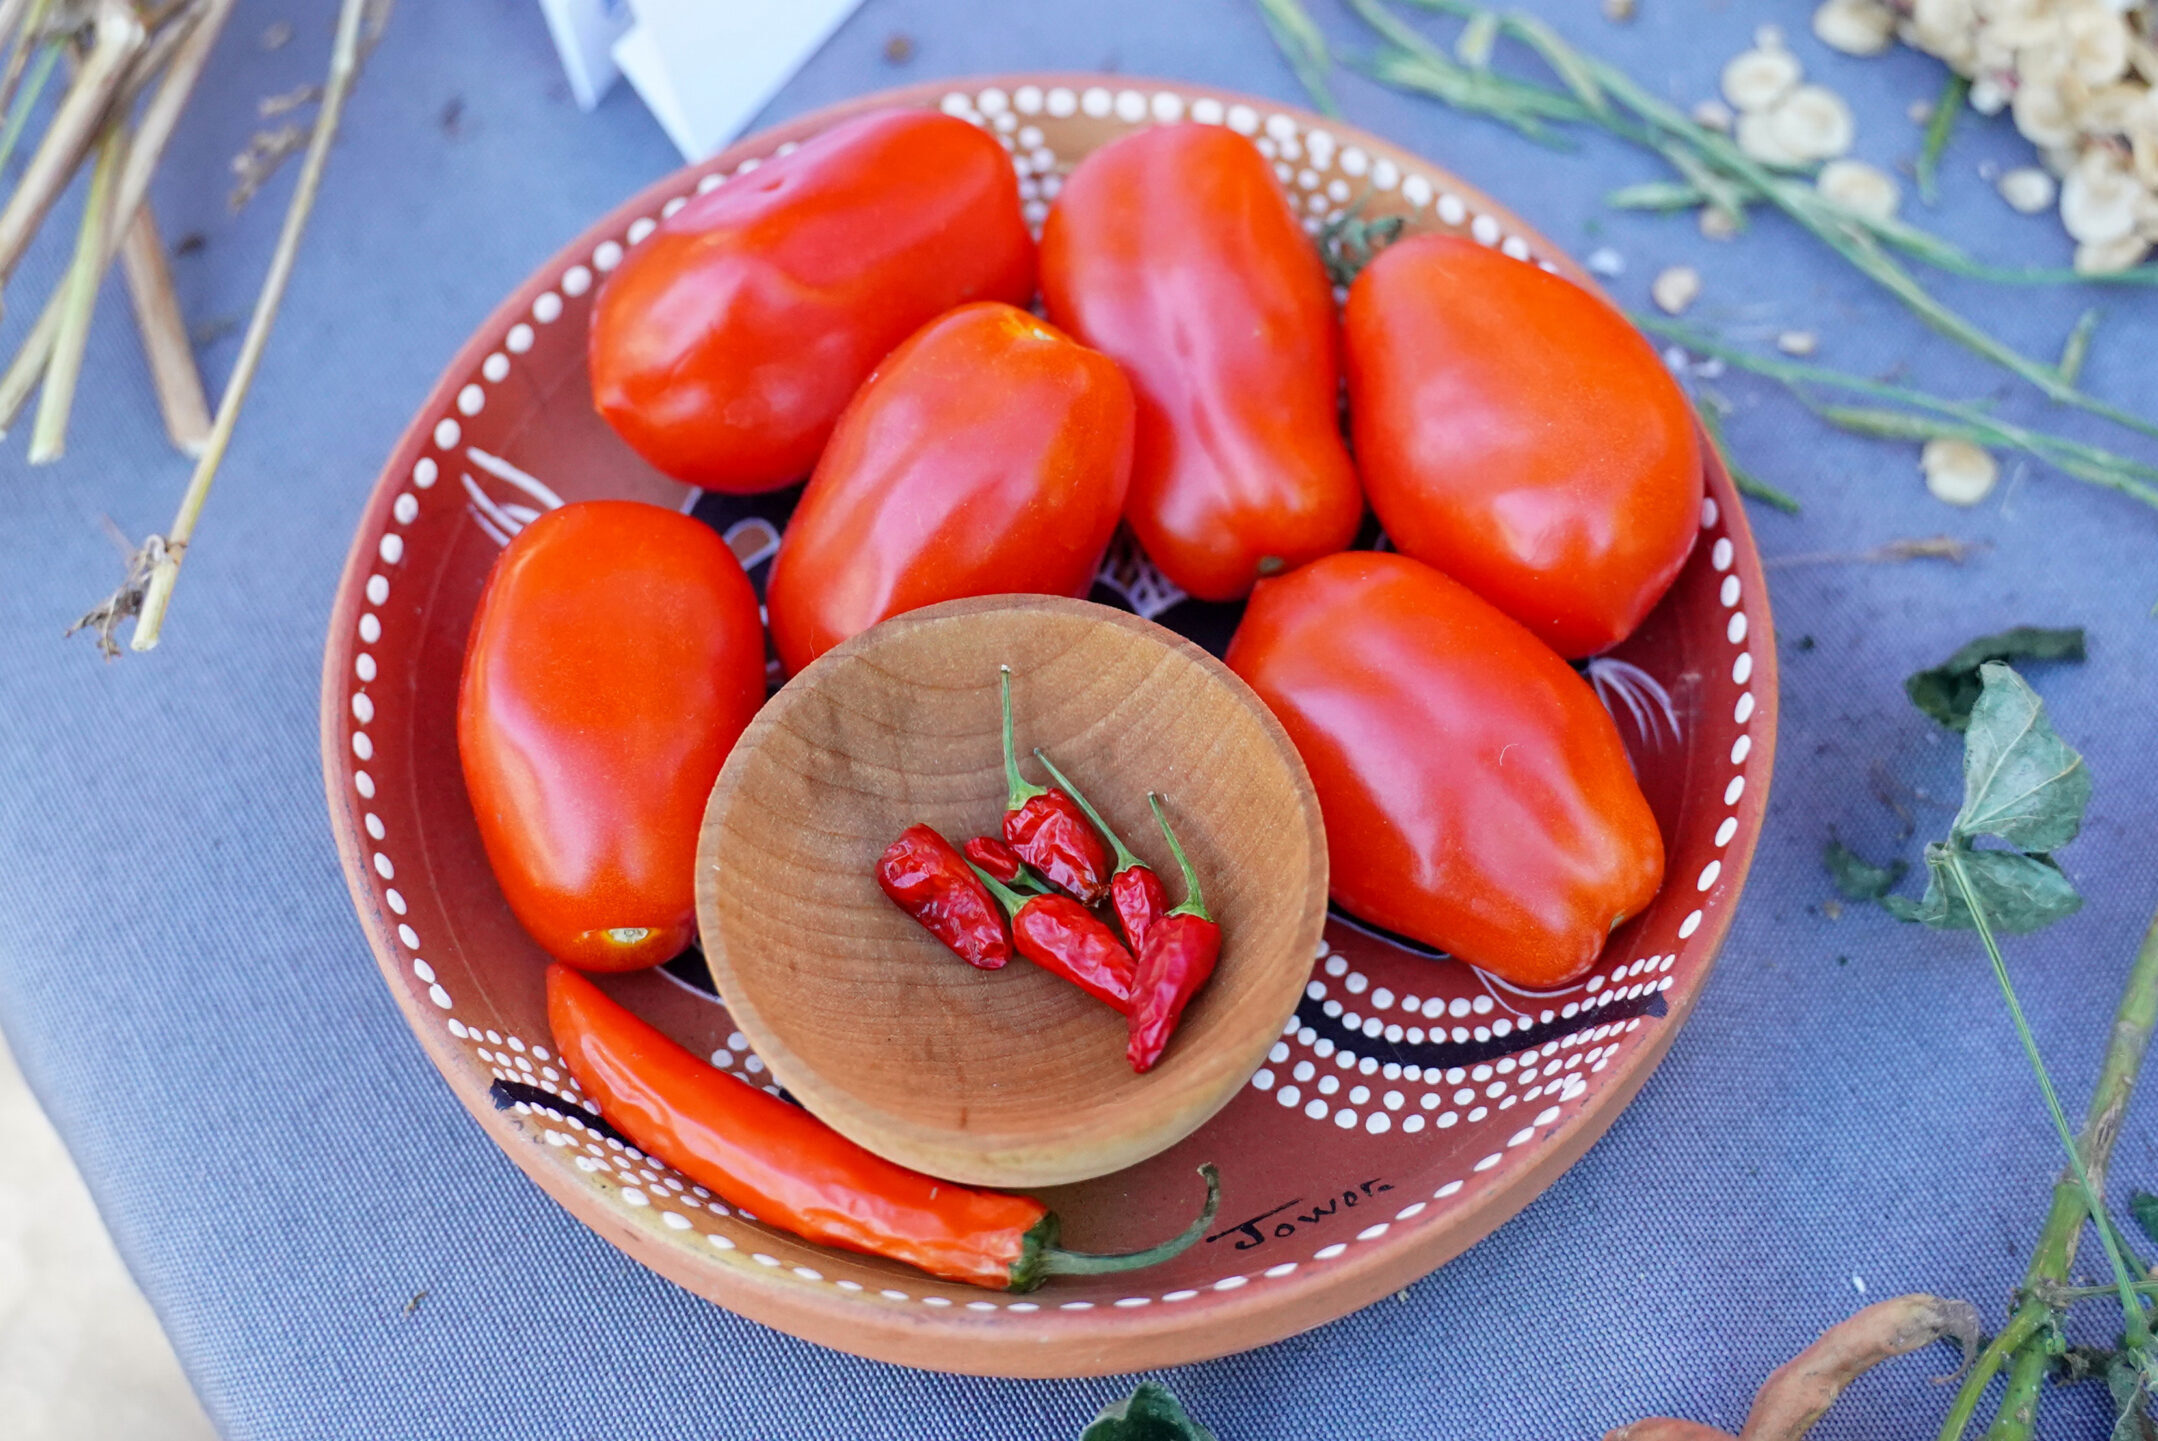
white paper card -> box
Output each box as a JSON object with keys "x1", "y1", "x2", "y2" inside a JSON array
[
  {"x1": 616, "y1": 0, "x2": 868, "y2": 160},
  {"x1": 611, "y1": 24, "x2": 704, "y2": 159},
  {"x1": 535, "y1": 0, "x2": 634, "y2": 111}
]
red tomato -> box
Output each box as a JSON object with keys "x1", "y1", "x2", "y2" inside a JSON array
[
  {"x1": 1225, "y1": 552, "x2": 1663, "y2": 988},
  {"x1": 765, "y1": 303, "x2": 1135, "y2": 674},
  {"x1": 588, "y1": 109, "x2": 1036, "y2": 495},
  {"x1": 1344, "y1": 234, "x2": 1702, "y2": 658},
  {"x1": 1039, "y1": 124, "x2": 1362, "y2": 602},
  {"x1": 458, "y1": 502, "x2": 767, "y2": 971}
]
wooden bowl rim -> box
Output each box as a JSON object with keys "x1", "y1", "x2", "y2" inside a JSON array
[
  {"x1": 320, "y1": 71, "x2": 1781, "y2": 1376},
  {"x1": 694, "y1": 594, "x2": 1329, "y2": 1187}
]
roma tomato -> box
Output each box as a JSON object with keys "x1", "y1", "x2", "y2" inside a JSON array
[
  {"x1": 458, "y1": 502, "x2": 766, "y2": 971},
  {"x1": 589, "y1": 109, "x2": 1036, "y2": 495},
  {"x1": 1344, "y1": 234, "x2": 1702, "y2": 658},
  {"x1": 1039, "y1": 124, "x2": 1362, "y2": 601},
  {"x1": 765, "y1": 303, "x2": 1134, "y2": 675},
  {"x1": 1225, "y1": 552, "x2": 1663, "y2": 988}
]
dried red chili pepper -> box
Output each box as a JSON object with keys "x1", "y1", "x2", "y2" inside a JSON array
[
  {"x1": 547, "y1": 964, "x2": 1219, "y2": 1289},
  {"x1": 1127, "y1": 795, "x2": 1224, "y2": 1074},
  {"x1": 999, "y1": 666, "x2": 1112, "y2": 903},
  {"x1": 962, "y1": 835, "x2": 1026, "y2": 885},
  {"x1": 969, "y1": 861, "x2": 1138, "y2": 1012},
  {"x1": 1032, "y1": 749, "x2": 1169, "y2": 953},
  {"x1": 877, "y1": 824, "x2": 1009, "y2": 970}
]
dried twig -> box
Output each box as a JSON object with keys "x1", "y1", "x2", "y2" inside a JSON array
[
  {"x1": 1766, "y1": 536, "x2": 1989, "y2": 568},
  {"x1": 126, "y1": 0, "x2": 374, "y2": 651},
  {"x1": 118, "y1": 203, "x2": 210, "y2": 455},
  {"x1": 0, "y1": 0, "x2": 141, "y2": 292}
]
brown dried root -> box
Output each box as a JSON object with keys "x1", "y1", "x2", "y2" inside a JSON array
[
  {"x1": 1606, "y1": 1421, "x2": 1737, "y2": 1441},
  {"x1": 1605, "y1": 1295, "x2": 1981, "y2": 1441},
  {"x1": 1738, "y1": 1294, "x2": 1981, "y2": 1441}
]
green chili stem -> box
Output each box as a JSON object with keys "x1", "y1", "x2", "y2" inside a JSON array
[
  {"x1": 999, "y1": 666, "x2": 1047, "y2": 809},
  {"x1": 967, "y1": 859, "x2": 1031, "y2": 923},
  {"x1": 1147, "y1": 793, "x2": 1210, "y2": 922},
  {"x1": 1945, "y1": 850, "x2": 2150, "y2": 1349},
  {"x1": 1040, "y1": 1165, "x2": 1221, "y2": 1276},
  {"x1": 1034, "y1": 749, "x2": 1145, "y2": 876}
]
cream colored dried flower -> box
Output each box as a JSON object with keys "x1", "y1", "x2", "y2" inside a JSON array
[
  {"x1": 1997, "y1": 166, "x2": 2059, "y2": 212},
  {"x1": 2074, "y1": 233, "x2": 2153, "y2": 272},
  {"x1": 2011, "y1": 75, "x2": 2082, "y2": 148},
  {"x1": 1903, "y1": 0, "x2": 1980, "y2": 68},
  {"x1": 1736, "y1": 108, "x2": 1806, "y2": 165},
  {"x1": 1769, "y1": 86, "x2": 1859, "y2": 160},
  {"x1": 1814, "y1": 0, "x2": 1898, "y2": 55},
  {"x1": 1723, "y1": 47, "x2": 1803, "y2": 111},
  {"x1": 1819, "y1": 158, "x2": 1903, "y2": 218},
  {"x1": 1921, "y1": 438, "x2": 1998, "y2": 506},
  {"x1": 1651, "y1": 265, "x2": 1702, "y2": 314},
  {"x1": 2061, "y1": 149, "x2": 2141, "y2": 241}
]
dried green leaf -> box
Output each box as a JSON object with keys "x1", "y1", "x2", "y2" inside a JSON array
[
  {"x1": 2132, "y1": 1190, "x2": 2158, "y2": 1248},
  {"x1": 1081, "y1": 1383, "x2": 1218, "y2": 1441},
  {"x1": 1953, "y1": 662, "x2": 2092, "y2": 852},
  {"x1": 1824, "y1": 838, "x2": 1907, "y2": 902},
  {"x1": 1883, "y1": 843, "x2": 2082, "y2": 935},
  {"x1": 1906, "y1": 627, "x2": 2087, "y2": 730}
]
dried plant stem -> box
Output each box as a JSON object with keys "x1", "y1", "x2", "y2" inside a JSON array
[
  {"x1": 0, "y1": 0, "x2": 142, "y2": 292},
  {"x1": 118, "y1": 204, "x2": 209, "y2": 455},
  {"x1": 0, "y1": 33, "x2": 55, "y2": 174},
  {"x1": 0, "y1": 0, "x2": 52, "y2": 127},
  {"x1": 28, "y1": 118, "x2": 119, "y2": 463},
  {"x1": 130, "y1": 0, "x2": 369, "y2": 652},
  {"x1": 0, "y1": 282, "x2": 57, "y2": 430}
]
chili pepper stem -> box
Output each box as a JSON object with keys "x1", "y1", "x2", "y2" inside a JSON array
[
  {"x1": 1148, "y1": 793, "x2": 1211, "y2": 921},
  {"x1": 1013, "y1": 1165, "x2": 1221, "y2": 1289},
  {"x1": 999, "y1": 665, "x2": 1050, "y2": 810},
  {"x1": 967, "y1": 859, "x2": 1030, "y2": 920},
  {"x1": 1034, "y1": 748, "x2": 1145, "y2": 875}
]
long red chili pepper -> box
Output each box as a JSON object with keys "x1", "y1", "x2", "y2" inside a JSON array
[
  {"x1": 546, "y1": 965, "x2": 1219, "y2": 1289},
  {"x1": 1127, "y1": 795, "x2": 1223, "y2": 1074},
  {"x1": 999, "y1": 665, "x2": 1112, "y2": 903},
  {"x1": 968, "y1": 861, "x2": 1138, "y2": 1012},
  {"x1": 1032, "y1": 748, "x2": 1169, "y2": 953},
  {"x1": 877, "y1": 824, "x2": 1009, "y2": 970}
]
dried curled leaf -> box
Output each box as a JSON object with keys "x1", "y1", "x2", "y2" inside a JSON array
[
  {"x1": 1883, "y1": 842, "x2": 2083, "y2": 934},
  {"x1": 1953, "y1": 660, "x2": 2092, "y2": 852},
  {"x1": 1824, "y1": 838, "x2": 1907, "y2": 902},
  {"x1": 1081, "y1": 1383, "x2": 1217, "y2": 1441},
  {"x1": 1906, "y1": 626, "x2": 2086, "y2": 731}
]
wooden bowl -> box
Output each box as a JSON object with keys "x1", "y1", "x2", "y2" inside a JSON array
[
  {"x1": 323, "y1": 75, "x2": 1778, "y2": 1375},
  {"x1": 697, "y1": 596, "x2": 1325, "y2": 1188}
]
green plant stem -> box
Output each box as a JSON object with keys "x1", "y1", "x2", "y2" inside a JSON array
[
  {"x1": 1255, "y1": 0, "x2": 1339, "y2": 114},
  {"x1": 1947, "y1": 851, "x2": 2150, "y2": 1350},
  {"x1": 1980, "y1": 905, "x2": 2158, "y2": 1441},
  {"x1": 0, "y1": 37, "x2": 55, "y2": 175},
  {"x1": 1694, "y1": 398, "x2": 1800, "y2": 512},
  {"x1": 28, "y1": 119, "x2": 117, "y2": 463},
  {"x1": 1917, "y1": 71, "x2": 1967, "y2": 206},
  {"x1": 1939, "y1": 1306, "x2": 2050, "y2": 1441}
]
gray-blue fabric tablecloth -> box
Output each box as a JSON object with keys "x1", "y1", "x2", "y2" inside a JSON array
[{"x1": 2, "y1": 1, "x2": 2154, "y2": 1436}]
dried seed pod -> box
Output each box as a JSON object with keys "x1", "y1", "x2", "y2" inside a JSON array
[
  {"x1": 1921, "y1": 438, "x2": 1998, "y2": 506},
  {"x1": 1768, "y1": 86, "x2": 1858, "y2": 160},
  {"x1": 1604, "y1": 1424, "x2": 1735, "y2": 1441},
  {"x1": 1741, "y1": 1295, "x2": 1983, "y2": 1441},
  {"x1": 1812, "y1": 0, "x2": 1897, "y2": 56},
  {"x1": 1736, "y1": 109, "x2": 1806, "y2": 166},
  {"x1": 1722, "y1": 47, "x2": 1803, "y2": 112},
  {"x1": 1650, "y1": 265, "x2": 1702, "y2": 315},
  {"x1": 1817, "y1": 158, "x2": 1902, "y2": 220},
  {"x1": 1996, "y1": 166, "x2": 2058, "y2": 213},
  {"x1": 2074, "y1": 233, "x2": 2152, "y2": 274},
  {"x1": 1776, "y1": 330, "x2": 1818, "y2": 356},
  {"x1": 2060, "y1": 151, "x2": 2140, "y2": 242},
  {"x1": 1692, "y1": 97, "x2": 1736, "y2": 132}
]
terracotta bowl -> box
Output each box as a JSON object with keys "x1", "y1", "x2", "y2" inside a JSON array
[
  {"x1": 698, "y1": 596, "x2": 1326, "y2": 1189},
  {"x1": 322, "y1": 75, "x2": 1777, "y2": 1376}
]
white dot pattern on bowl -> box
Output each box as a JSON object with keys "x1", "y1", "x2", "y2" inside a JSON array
[{"x1": 340, "y1": 84, "x2": 1766, "y2": 1320}]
